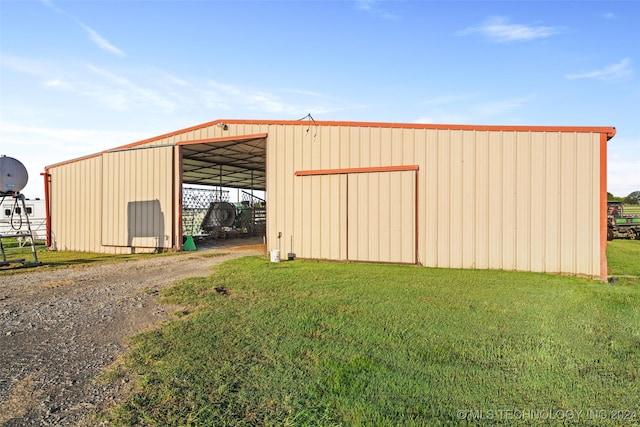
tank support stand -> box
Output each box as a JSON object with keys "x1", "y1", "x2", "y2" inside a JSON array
[{"x1": 0, "y1": 193, "x2": 42, "y2": 268}]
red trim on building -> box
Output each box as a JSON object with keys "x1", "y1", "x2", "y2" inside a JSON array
[
  {"x1": 176, "y1": 133, "x2": 268, "y2": 146},
  {"x1": 600, "y1": 132, "x2": 609, "y2": 280},
  {"x1": 40, "y1": 170, "x2": 51, "y2": 248},
  {"x1": 102, "y1": 118, "x2": 617, "y2": 158},
  {"x1": 296, "y1": 165, "x2": 419, "y2": 176}
]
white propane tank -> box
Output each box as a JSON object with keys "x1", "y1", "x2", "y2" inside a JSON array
[{"x1": 0, "y1": 155, "x2": 29, "y2": 195}]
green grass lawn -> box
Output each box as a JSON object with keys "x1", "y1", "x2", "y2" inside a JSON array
[
  {"x1": 607, "y1": 240, "x2": 640, "y2": 285},
  {"x1": 102, "y1": 248, "x2": 640, "y2": 426}
]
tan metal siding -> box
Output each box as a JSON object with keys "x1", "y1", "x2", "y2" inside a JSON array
[
  {"x1": 559, "y1": 133, "x2": 578, "y2": 274},
  {"x1": 49, "y1": 156, "x2": 102, "y2": 252},
  {"x1": 462, "y1": 131, "x2": 477, "y2": 268},
  {"x1": 421, "y1": 129, "x2": 600, "y2": 276},
  {"x1": 574, "y1": 133, "x2": 600, "y2": 275},
  {"x1": 101, "y1": 147, "x2": 174, "y2": 250},
  {"x1": 529, "y1": 132, "x2": 546, "y2": 273},
  {"x1": 293, "y1": 174, "x2": 347, "y2": 260},
  {"x1": 276, "y1": 125, "x2": 349, "y2": 260},
  {"x1": 48, "y1": 119, "x2": 605, "y2": 276},
  {"x1": 419, "y1": 130, "x2": 438, "y2": 267},
  {"x1": 291, "y1": 126, "x2": 305, "y2": 257},
  {"x1": 269, "y1": 124, "x2": 295, "y2": 256},
  {"x1": 347, "y1": 171, "x2": 416, "y2": 263},
  {"x1": 486, "y1": 133, "x2": 504, "y2": 270},
  {"x1": 499, "y1": 132, "x2": 516, "y2": 270},
  {"x1": 474, "y1": 131, "x2": 490, "y2": 269},
  {"x1": 281, "y1": 125, "x2": 601, "y2": 276},
  {"x1": 515, "y1": 131, "x2": 532, "y2": 271},
  {"x1": 544, "y1": 134, "x2": 561, "y2": 272}
]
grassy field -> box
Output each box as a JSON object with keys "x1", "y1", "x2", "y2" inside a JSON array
[
  {"x1": 100, "y1": 243, "x2": 640, "y2": 426},
  {"x1": 623, "y1": 204, "x2": 640, "y2": 215},
  {"x1": 608, "y1": 240, "x2": 640, "y2": 280}
]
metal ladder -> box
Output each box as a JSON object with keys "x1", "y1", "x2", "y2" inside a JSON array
[{"x1": 0, "y1": 193, "x2": 41, "y2": 268}]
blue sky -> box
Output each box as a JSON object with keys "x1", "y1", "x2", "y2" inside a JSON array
[{"x1": 1, "y1": 0, "x2": 638, "y2": 199}]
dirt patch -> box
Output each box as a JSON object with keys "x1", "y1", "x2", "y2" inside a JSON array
[
  {"x1": 0, "y1": 240, "x2": 264, "y2": 426},
  {"x1": 0, "y1": 373, "x2": 43, "y2": 424},
  {"x1": 40, "y1": 280, "x2": 74, "y2": 288},
  {"x1": 227, "y1": 243, "x2": 266, "y2": 252}
]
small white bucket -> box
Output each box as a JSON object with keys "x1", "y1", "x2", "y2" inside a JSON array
[{"x1": 270, "y1": 250, "x2": 280, "y2": 263}]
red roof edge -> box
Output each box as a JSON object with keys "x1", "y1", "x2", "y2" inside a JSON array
[{"x1": 45, "y1": 119, "x2": 616, "y2": 170}]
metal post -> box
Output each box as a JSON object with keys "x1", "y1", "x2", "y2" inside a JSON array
[
  {"x1": 19, "y1": 194, "x2": 39, "y2": 264},
  {"x1": 219, "y1": 164, "x2": 223, "y2": 202},
  {"x1": 0, "y1": 193, "x2": 41, "y2": 267}
]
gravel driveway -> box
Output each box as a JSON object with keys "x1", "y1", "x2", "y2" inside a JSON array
[{"x1": 0, "y1": 241, "x2": 264, "y2": 426}]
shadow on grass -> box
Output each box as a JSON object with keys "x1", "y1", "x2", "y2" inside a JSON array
[{"x1": 608, "y1": 276, "x2": 640, "y2": 286}]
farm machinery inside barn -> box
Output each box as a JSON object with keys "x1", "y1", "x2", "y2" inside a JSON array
[
  {"x1": 181, "y1": 186, "x2": 266, "y2": 242},
  {"x1": 607, "y1": 201, "x2": 640, "y2": 240}
]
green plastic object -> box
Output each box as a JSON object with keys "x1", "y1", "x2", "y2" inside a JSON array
[{"x1": 183, "y1": 235, "x2": 196, "y2": 251}]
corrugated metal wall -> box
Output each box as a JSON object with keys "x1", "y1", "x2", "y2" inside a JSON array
[
  {"x1": 48, "y1": 155, "x2": 102, "y2": 252},
  {"x1": 143, "y1": 120, "x2": 603, "y2": 276},
  {"x1": 101, "y1": 147, "x2": 175, "y2": 250},
  {"x1": 265, "y1": 124, "x2": 602, "y2": 277},
  {"x1": 294, "y1": 174, "x2": 347, "y2": 260},
  {"x1": 45, "y1": 120, "x2": 606, "y2": 277},
  {"x1": 347, "y1": 170, "x2": 416, "y2": 263},
  {"x1": 416, "y1": 129, "x2": 601, "y2": 275},
  {"x1": 291, "y1": 170, "x2": 416, "y2": 263},
  {"x1": 47, "y1": 146, "x2": 177, "y2": 254}
]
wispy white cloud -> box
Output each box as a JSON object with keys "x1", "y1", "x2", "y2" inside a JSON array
[
  {"x1": 32, "y1": 63, "x2": 179, "y2": 113},
  {"x1": 207, "y1": 80, "x2": 243, "y2": 97},
  {"x1": 355, "y1": 0, "x2": 373, "y2": 12},
  {"x1": 80, "y1": 23, "x2": 125, "y2": 57},
  {"x1": 6, "y1": 52, "x2": 346, "y2": 119},
  {"x1": 415, "y1": 94, "x2": 534, "y2": 124},
  {"x1": 420, "y1": 94, "x2": 477, "y2": 107},
  {"x1": 415, "y1": 94, "x2": 476, "y2": 123},
  {"x1": 0, "y1": 119, "x2": 150, "y2": 197},
  {"x1": 0, "y1": 120, "x2": 145, "y2": 153},
  {"x1": 283, "y1": 88, "x2": 326, "y2": 98},
  {"x1": 458, "y1": 16, "x2": 564, "y2": 43},
  {"x1": 40, "y1": 0, "x2": 125, "y2": 57},
  {"x1": 0, "y1": 74, "x2": 353, "y2": 198},
  {"x1": 355, "y1": 0, "x2": 399, "y2": 20},
  {"x1": 83, "y1": 65, "x2": 177, "y2": 112},
  {"x1": 209, "y1": 82, "x2": 298, "y2": 114},
  {"x1": 160, "y1": 72, "x2": 191, "y2": 88},
  {"x1": 565, "y1": 58, "x2": 633, "y2": 82},
  {"x1": 43, "y1": 78, "x2": 71, "y2": 89},
  {"x1": 203, "y1": 80, "x2": 345, "y2": 116},
  {"x1": 471, "y1": 96, "x2": 534, "y2": 118},
  {"x1": 0, "y1": 56, "x2": 47, "y2": 76}
]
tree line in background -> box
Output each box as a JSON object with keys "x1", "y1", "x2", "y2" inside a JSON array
[{"x1": 608, "y1": 191, "x2": 640, "y2": 204}]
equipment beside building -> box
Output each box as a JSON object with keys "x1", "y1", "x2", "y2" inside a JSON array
[
  {"x1": 607, "y1": 201, "x2": 640, "y2": 240},
  {"x1": 0, "y1": 198, "x2": 46, "y2": 242},
  {"x1": 0, "y1": 155, "x2": 42, "y2": 267}
]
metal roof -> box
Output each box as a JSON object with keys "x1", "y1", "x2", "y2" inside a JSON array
[
  {"x1": 179, "y1": 134, "x2": 266, "y2": 191},
  {"x1": 44, "y1": 119, "x2": 616, "y2": 196}
]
